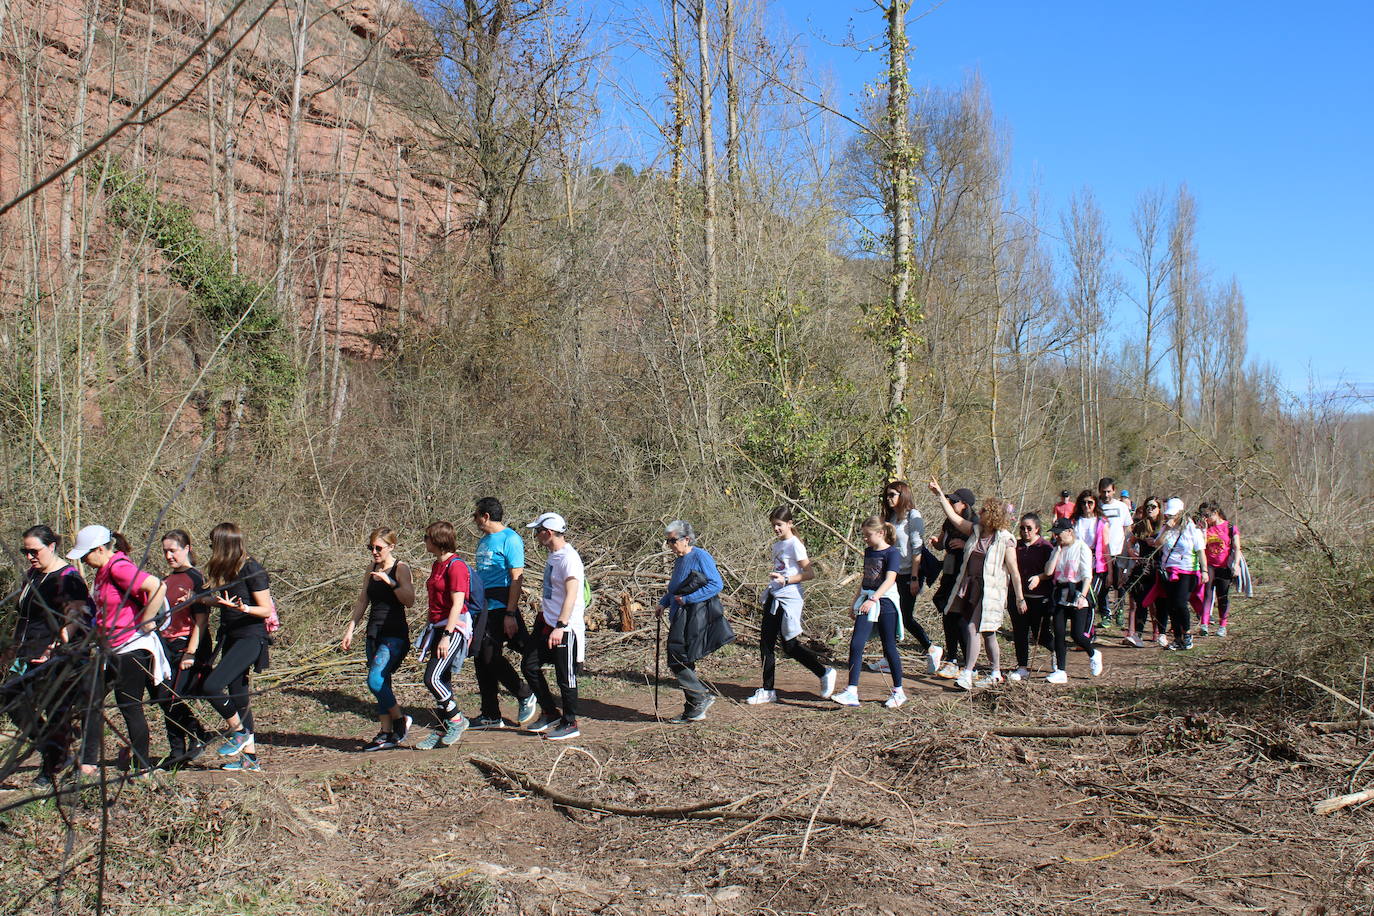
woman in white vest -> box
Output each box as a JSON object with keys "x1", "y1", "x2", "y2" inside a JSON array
[{"x1": 927, "y1": 481, "x2": 1027, "y2": 690}]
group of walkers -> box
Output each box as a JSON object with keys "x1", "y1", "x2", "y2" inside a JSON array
[{"x1": 2, "y1": 482, "x2": 1245, "y2": 784}]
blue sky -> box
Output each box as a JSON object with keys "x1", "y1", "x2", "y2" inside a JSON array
[{"x1": 599, "y1": 0, "x2": 1373, "y2": 397}]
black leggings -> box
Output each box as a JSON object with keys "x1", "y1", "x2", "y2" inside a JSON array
[
  {"x1": 474, "y1": 609, "x2": 532, "y2": 718},
  {"x1": 1051, "y1": 604, "x2": 1095, "y2": 672},
  {"x1": 158, "y1": 639, "x2": 208, "y2": 753},
  {"x1": 203, "y1": 635, "x2": 263, "y2": 733},
  {"x1": 1, "y1": 655, "x2": 81, "y2": 775},
  {"x1": 81, "y1": 650, "x2": 153, "y2": 768},
  {"x1": 896, "y1": 574, "x2": 931, "y2": 649},
  {"x1": 522, "y1": 620, "x2": 579, "y2": 721},
  {"x1": 1011, "y1": 595, "x2": 1051, "y2": 668},
  {"x1": 1208, "y1": 568, "x2": 1233, "y2": 626},
  {"x1": 1162, "y1": 572, "x2": 1198, "y2": 643},
  {"x1": 759, "y1": 600, "x2": 826, "y2": 689}
]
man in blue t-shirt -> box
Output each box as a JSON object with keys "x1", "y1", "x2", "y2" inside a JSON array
[{"x1": 470, "y1": 497, "x2": 537, "y2": 728}]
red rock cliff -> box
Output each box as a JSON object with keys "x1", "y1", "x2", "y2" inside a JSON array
[{"x1": 0, "y1": 0, "x2": 460, "y2": 357}]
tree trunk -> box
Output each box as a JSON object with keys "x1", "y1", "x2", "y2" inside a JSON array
[
  {"x1": 695, "y1": 0, "x2": 719, "y2": 320},
  {"x1": 723, "y1": 0, "x2": 741, "y2": 246},
  {"x1": 884, "y1": 0, "x2": 915, "y2": 479},
  {"x1": 274, "y1": 0, "x2": 310, "y2": 348}
]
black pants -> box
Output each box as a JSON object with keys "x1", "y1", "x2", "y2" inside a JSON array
[
  {"x1": 157, "y1": 637, "x2": 208, "y2": 755},
  {"x1": 1010, "y1": 594, "x2": 1051, "y2": 668},
  {"x1": 81, "y1": 650, "x2": 154, "y2": 768},
  {"x1": 522, "y1": 619, "x2": 578, "y2": 722},
  {"x1": 759, "y1": 599, "x2": 826, "y2": 690},
  {"x1": 203, "y1": 635, "x2": 263, "y2": 734},
  {"x1": 933, "y1": 573, "x2": 964, "y2": 665},
  {"x1": 896, "y1": 574, "x2": 931, "y2": 649},
  {"x1": 1051, "y1": 603, "x2": 1095, "y2": 671},
  {"x1": 1, "y1": 654, "x2": 82, "y2": 776},
  {"x1": 1209, "y1": 567, "x2": 1233, "y2": 625},
  {"x1": 474, "y1": 607, "x2": 533, "y2": 718},
  {"x1": 1162, "y1": 572, "x2": 1198, "y2": 643}
]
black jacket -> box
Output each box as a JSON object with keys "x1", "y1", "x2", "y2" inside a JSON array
[{"x1": 666, "y1": 570, "x2": 735, "y2": 665}]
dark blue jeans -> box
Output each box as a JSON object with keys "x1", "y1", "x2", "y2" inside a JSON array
[
  {"x1": 847, "y1": 598, "x2": 902, "y2": 688},
  {"x1": 366, "y1": 635, "x2": 408, "y2": 715}
]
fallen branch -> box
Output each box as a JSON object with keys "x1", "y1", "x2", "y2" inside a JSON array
[
  {"x1": 1313, "y1": 787, "x2": 1374, "y2": 816},
  {"x1": 469, "y1": 756, "x2": 882, "y2": 828},
  {"x1": 990, "y1": 725, "x2": 1147, "y2": 739},
  {"x1": 1307, "y1": 719, "x2": 1370, "y2": 734}
]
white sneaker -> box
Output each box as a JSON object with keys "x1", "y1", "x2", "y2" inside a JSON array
[
  {"x1": 831, "y1": 686, "x2": 860, "y2": 707},
  {"x1": 1217, "y1": 625, "x2": 1228, "y2": 638},
  {"x1": 955, "y1": 669, "x2": 974, "y2": 691},
  {"x1": 884, "y1": 687, "x2": 907, "y2": 709},
  {"x1": 1045, "y1": 669, "x2": 1069, "y2": 685},
  {"x1": 926, "y1": 645, "x2": 943, "y2": 675},
  {"x1": 1089, "y1": 651, "x2": 1104, "y2": 677},
  {"x1": 819, "y1": 667, "x2": 837, "y2": 699},
  {"x1": 1007, "y1": 667, "x2": 1030, "y2": 682},
  {"x1": 974, "y1": 671, "x2": 1004, "y2": 688},
  {"x1": 936, "y1": 662, "x2": 959, "y2": 680},
  {"x1": 746, "y1": 688, "x2": 777, "y2": 705},
  {"x1": 1157, "y1": 634, "x2": 1169, "y2": 648},
  {"x1": 1123, "y1": 634, "x2": 1145, "y2": 648}
]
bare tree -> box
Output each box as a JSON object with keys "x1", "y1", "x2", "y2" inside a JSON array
[
  {"x1": 1168, "y1": 184, "x2": 1199, "y2": 426},
  {"x1": 1126, "y1": 186, "x2": 1171, "y2": 394},
  {"x1": 695, "y1": 0, "x2": 719, "y2": 319}
]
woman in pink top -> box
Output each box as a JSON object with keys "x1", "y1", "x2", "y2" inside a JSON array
[
  {"x1": 67, "y1": 526, "x2": 168, "y2": 776},
  {"x1": 1200, "y1": 504, "x2": 1240, "y2": 637}
]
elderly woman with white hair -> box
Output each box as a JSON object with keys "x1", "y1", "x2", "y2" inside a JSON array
[{"x1": 657, "y1": 520, "x2": 734, "y2": 723}]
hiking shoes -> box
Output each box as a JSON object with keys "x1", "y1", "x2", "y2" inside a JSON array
[{"x1": 221, "y1": 755, "x2": 261, "y2": 772}]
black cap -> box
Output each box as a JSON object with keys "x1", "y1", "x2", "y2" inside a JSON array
[
  {"x1": 1050, "y1": 517, "x2": 1074, "y2": 533},
  {"x1": 1060, "y1": 490, "x2": 1071, "y2": 499},
  {"x1": 946, "y1": 487, "x2": 976, "y2": 507}
]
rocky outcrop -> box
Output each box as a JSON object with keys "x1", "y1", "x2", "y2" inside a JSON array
[{"x1": 0, "y1": 0, "x2": 461, "y2": 357}]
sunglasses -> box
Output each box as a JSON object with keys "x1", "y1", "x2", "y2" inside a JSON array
[
  {"x1": 22, "y1": 547, "x2": 44, "y2": 557},
  {"x1": 884, "y1": 492, "x2": 899, "y2": 498},
  {"x1": 1083, "y1": 500, "x2": 1096, "y2": 505},
  {"x1": 368, "y1": 545, "x2": 387, "y2": 553},
  {"x1": 1019, "y1": 524, "x2": 1037, "y2": 531},
  {"x1": 664, "y1": 536, "x2": 683, "y2": 544}
]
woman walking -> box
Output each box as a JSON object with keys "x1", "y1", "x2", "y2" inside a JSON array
[
  {"x1": 1070, "y1": 490, "x2": 1110, "y2": 624},
  {"x1": 68, "y1": 527, "x2": 169, "y2": 776},
  {"x1": 415, "y1": 521, "x2": 476, "y2": 750},
  {"x1": 882, "y1": 481, "x2": 940, "y2": 673},
  {"x1": 1029, "y1": 518, "x2": 1103, "y2": 683},
  {"x1": 831, "y1": 516, "x2": 905, "y2": 708},
  {"x1": 658, "y1": 520, "x2": 733, "y2": 723},
  {"x1": 929, "y1": 482, "x2": 1027, "y2": 690},
  {"x1": 156, "y1": 530, "x2": 213, "y2": 768},
  {"x1": 748, "y1": 506, "x2": 835, "y2": 705},
  {"x1": 1200, "y1": 505, "x2": 1240, "y2": 637},
  {"x1": 202, "y1": 523, "x2": 275, "y2": 772},
  {"x1": 1009, "y1": 513, "x2": 1053, "y2": 681},
  {"x1": 1149, "y1": 499, "x2": 1208, "y2": 651},
  {"x1": 341, "y1": 527, "x2": 415, "y2": 751},
  {"x1": 1, "y1": 526, "x2": 93, "y2": 786},
  {"x1": 1123, "y1": 499, "x2": 1163, "y2": 647}
]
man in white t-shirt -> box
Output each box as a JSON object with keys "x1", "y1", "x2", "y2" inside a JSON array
[
  {"x1": 1096, "y1": 477, "x2": 1131, "y2": 624},
  {"x1": 520, "y1": 512, "x2": 585, "y2": 741}
]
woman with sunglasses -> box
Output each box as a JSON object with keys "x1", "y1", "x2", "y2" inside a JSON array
[
  {"x1": 1009, "y1": 513, "x2": 1054, "y2": 680},
  {"x1": 342, "y1": 527, "x2": 415, "y2": 751},
  {"x1": 1, "y1": 526, "x2": 93, "y2": 786},
  {"x1": 881, "y1": 481, "x2": 940, "y2": 673}
]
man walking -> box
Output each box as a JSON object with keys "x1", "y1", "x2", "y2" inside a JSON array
[
  {"x1": 521, "y1": 512, "x2": 585, "y2": 741},
  {"x1": 470, "y1": 497, "x2": 538, "y2": 728}
]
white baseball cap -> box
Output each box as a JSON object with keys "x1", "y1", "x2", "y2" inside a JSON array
[
  {"x1": 1163, "y1": 498, "x2": 1185, "y2": 517},
  {"x1": 525, "y1": 511, "x2": 568, "y2": 533},
  {"x1": 66, "y1": 524, "x2": 112, "y2": 560}
]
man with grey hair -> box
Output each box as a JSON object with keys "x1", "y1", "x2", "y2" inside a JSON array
[{"x1": 658, "y1": 520, "x2": 733, "y2": 723}]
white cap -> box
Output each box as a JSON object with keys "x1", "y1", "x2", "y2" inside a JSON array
[
  {"x1": 1163, "y1": 497, "x2": 1185, "y2": 517},
  {"x1": 525, "y1": 511, "x2": 567, "y2": 533},
  {"x1": 66, "y1": 524, "x2": 112, "y2": 560}
]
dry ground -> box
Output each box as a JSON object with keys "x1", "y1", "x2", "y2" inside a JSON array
[{"x1": 1, "y1": 601, "x2": 1371, "y2": 915}]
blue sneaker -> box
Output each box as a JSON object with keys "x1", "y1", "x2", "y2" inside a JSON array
[
  {"x1": 217, "y1": 730, "x2": 253, "y2": 756},
  {"x1": 222, "y1": 755, "x2": 261, "y2": 772}
]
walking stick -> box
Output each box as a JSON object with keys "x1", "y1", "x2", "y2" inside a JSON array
[{"x1": 653, "y1": 609, "x2": 662, "y2": 719}]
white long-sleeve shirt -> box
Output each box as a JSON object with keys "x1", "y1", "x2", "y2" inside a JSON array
[{"x1": 1046, "y1": 540, "x2": 1093, "y2": 584}]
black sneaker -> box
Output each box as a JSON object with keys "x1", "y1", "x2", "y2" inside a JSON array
[
  {"x1": 469, "y1": 714, "x2": 506, "y2": 729},
  {"x1": 362, "y1": 732, "x2": 397, "y2": 752},
  {"x1": 183, "y1": 740, "x2": 207, "y2": 763},
  {"x1": 393, "y1": 715, "x2": 413, "y2": 744},
  {"x1": 688, "y1": 695, "x2": 716, "y2": 721},
  {"x1": 545, "y1": 720, "x2": 581, "y2": 741}
]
